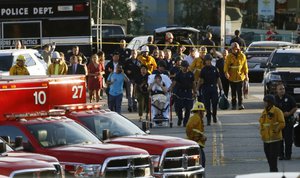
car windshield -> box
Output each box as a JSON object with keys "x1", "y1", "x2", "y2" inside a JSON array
[
  {"x1": 77, "y1": 112, "x2": 145, "y2": 140},
  {"x1": 0, "y1": 55, "x2": 13, "y2": 71},
  {"x1": 26, "y1": 120, "x2": 101, "y2": 148},
  {"x1": 271, "y1": 53, "x2": 300, "y2": 67}
]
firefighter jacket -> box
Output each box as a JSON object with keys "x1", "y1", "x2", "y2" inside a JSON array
[
  {"x1": 189, "y1": 57, "x2": 204, "y2": 81},
  {"x1": 224, "y1": 51, "x2": 248, "y2": 82},
  {"x1": 138, "y1": 55, "x2": 157, "y2": 74},
  {"x1": 186, "y1": 113, "x2": 206, "y2": 147},
  {"x1": 47, "y1": 61, "x2": 68, "y2": 75},
  {"x1": 259, "y1": 105, "x2": 285, "y2": 143},
  {"x1": 9, "y1": 64, "x2": 30, "y2": 75}
]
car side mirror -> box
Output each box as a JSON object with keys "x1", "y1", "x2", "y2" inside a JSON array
[
  {"x1": 102, "y1": 129, "x2": 110, "y2": 140},
  {"x1": 0, "y1": 142, "x2": 7, "y2": 154}
]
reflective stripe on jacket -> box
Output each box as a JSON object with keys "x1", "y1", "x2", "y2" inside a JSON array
[
  {"x1": 259, "y1": 105, "x2": 285, "y2": 143},
  {"x1": 224, "y1": 51, "x2": 248, "y2": 82},
  {"x1": 186, "y1": 113, "x2": 206, "y2": 147}
]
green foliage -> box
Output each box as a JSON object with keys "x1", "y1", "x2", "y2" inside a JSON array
[
  {"x1": 91, "y1": 0, "x2": 147, "y2": 35},
  {"x1": 177, "y1": 0, "x2": 219, "y2": 29}
]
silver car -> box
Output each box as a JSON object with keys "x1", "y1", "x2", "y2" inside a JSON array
[
  {"x1": 0, "y1": 49, "x2": 47, "y2": 76},
  {"x1": 245, "y1": 41, "x2": 293, "y2": 82}
]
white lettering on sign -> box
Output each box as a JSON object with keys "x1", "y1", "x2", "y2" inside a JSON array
[
  {"x1": 33, "y1": 91, "x2": 47, "y2": 105},
  {"x1": 72, "y1": 85, "x2": 83, "y2": 99},
  {"x1": 33, "y1": 7, "x2": 54, "y2": 15},
  {"x1": 1, "y1": 8, "x2": 29, "y2": 16},
  {"x1": 22, "y1": 40, "x2": 38, "y2": 45}
]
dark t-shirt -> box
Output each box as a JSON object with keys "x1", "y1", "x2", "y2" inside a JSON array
[
  {"x1": 135, "y1": 73, "x2": 149, "y2": 94},
  {"x1": 275, "y1": 94, "x2": 297, "y2": 113},
  {"x1": 200, "y1": 65, "x2": 220, "y2": 86},
  {"x1": 175, "y1": 71, "x2": 194, "y2": 90}
]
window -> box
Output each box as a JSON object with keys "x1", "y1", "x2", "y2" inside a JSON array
[
  {"x1": 0, "y1": 55, "x2": 13, "y2": 71},
  {"x1": 43, "y1": 19, "x2": 90, "y2": 37},
  {"x1": 18, "y1": 54, "x2": 36, "y2": 67},
  {"x1": 3, "y1": 22, "x2": 41, "y2": 38},
  {"x1": 0, "y1": 125, "x2": 29, "y2": 148}
]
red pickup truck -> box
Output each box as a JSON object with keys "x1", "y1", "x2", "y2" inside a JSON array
[
  {"x1": 0, "y1": 75, "x2": 204, "y2": 177},
  {"x1": 0, "y1": 137, "x2": 63, "y2": 178},
  {"x1": 0, "y1": 76, "x2": 153, "y2": 178},
  {"x1": 55, "y1": 104, "x2": 205, "y2": 178}
]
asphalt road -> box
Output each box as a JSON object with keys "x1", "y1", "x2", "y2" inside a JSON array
[{"x1": 111, "y1": 83, "x2": 300, "y2": 178}]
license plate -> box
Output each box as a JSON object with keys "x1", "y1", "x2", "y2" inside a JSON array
[{"x1": 294, "y1": 88, "x2": 300, "y2": 94}]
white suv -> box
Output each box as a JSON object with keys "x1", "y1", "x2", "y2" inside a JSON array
[{"x1": 0, "y1": 49, "x2": 47, "y2": 76}]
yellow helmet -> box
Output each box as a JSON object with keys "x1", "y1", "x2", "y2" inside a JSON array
[
  {"x1": 191, "y1": 102, "x2": 206, "y2": 112},
  {"x1": 17, "y1": 55, "x2": 26, "y2": 61}
]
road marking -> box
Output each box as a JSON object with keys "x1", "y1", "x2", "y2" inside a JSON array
[
  {"x1": 212, "y1": 120, "x2": 225, "y2": 166},
  {"x1": 252, "y1": 94, "x2": 264, "y2": 100},
  {"x1": 212, "y1": 128, "x2": 218, "y2": 166},
  {"x1": 221, "y1": 122, "x2": 259, "y2": 126}
]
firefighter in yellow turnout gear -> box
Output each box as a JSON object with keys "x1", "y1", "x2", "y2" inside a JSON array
[{"x1": 186, "y1": 102, "x2": 207, "y2": 167}]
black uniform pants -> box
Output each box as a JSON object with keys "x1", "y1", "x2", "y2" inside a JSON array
[
  {"x1": 174, "y1": 90, "x2": 193, "y2": 126},
  {"x1": 280, "y1": 118, "x2": 294, "y2": 159},
  {"x1": 229, "y1": 81, "x2": 243, "y2": 107},
  {"x1": 221, "y1": 77, "x2": 229, "y2": 98},
  {"x1": 202, "y1": 85, "x2": 218, "y2": 123},
  {"x1": 264, "y1": 141, "x2": 280, "y2": 172}
]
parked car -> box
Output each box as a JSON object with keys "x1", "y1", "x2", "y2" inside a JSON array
[
  {"x1": 154, "y1": 26, "x2": 200, "y2": 54},
  {"x1": 92, "y1": 24, "x2": 133, "y2": 59},
  {"x1": 262, "y1": 48, "x2": 300, "y2": 105},
  {"x1": 0, "y1": 49, "x2": 47, "y2": 76},
  {"x1": 126, "y1": 35, "x2": 153, "y2": 51},
  {"x1": 245, "y1": 41, "x2": 293, "y2": 83},
  {"x1": 235, "y1": 172, "x2": 300, "y2": 178}
]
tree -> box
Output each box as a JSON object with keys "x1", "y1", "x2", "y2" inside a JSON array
[
  {"x1": 177, "y1": 0, "x2": 219, "y2": 29},
  {"x1": 91, "y1": 0, "x2": 146, "y2": 35}
]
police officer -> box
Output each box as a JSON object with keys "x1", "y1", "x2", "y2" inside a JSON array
[
  {"x1": 170, "y1": 60, "x2": 196, "y2": 127},
  {"x1": 9, "y1": 55, "x2": 30, "y2": 75},
  {"x1": 275, "y1": 83, "x2": 297, "y2": 160},
  {"x1": 198, "y1": 54, "x2": 223, "y2": 125}
]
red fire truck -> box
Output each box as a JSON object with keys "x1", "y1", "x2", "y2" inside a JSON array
[
  {"x1": 0, "y1": 137, "x2": 64, "y2": 178},
  {"x1": 0, "y1": 76, "x2": 153, "y2": 178},
  {"x1": 0, "y1": 75, "x2": 205, "y2": 177}
]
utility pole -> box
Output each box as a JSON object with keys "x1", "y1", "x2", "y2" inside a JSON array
[
  {"x1": 96, "y1": 0, "x2": 103, "y2": 52},
  {"x1": 220, "y1": 0, "x2": 226, "y2": 49}
]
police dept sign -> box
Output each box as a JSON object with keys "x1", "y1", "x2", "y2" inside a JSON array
[{"x1": 0, "y1": 7, "x2": 54, "y2": 17}]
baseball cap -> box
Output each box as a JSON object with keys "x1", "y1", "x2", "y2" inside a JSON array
[
  {"x1": 141, "y1": 46, "x2": 150, "y2": 52},
  {"x1": 181, "y1": 60, "x2": 189, "y2": 67}
]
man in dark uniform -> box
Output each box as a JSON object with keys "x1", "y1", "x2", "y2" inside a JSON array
[
  {"x1": 198, "y1": 54, "x2": 223, "y2": 125},
  {"x1": 114, "y1": 39, "x2": 131, "y2": 64},
  {"x1": 170, "y1": 60, "x2": 196, "y2": 127},
  {"x1": 275, "y1": 83, "x2": 297, "y2": 160},
  {"x1": 124, "y1": 49, "x2": 141, "y2": 112}
]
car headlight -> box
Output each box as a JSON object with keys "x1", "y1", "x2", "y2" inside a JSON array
[
  {"x1": 74, "y1": 164, "x2": 102, "y2": 177},
  {"x1": 267, "y1": 73, "x2": 281, "y2": 81},
  {"x1": 150, "y1": 155, "x2": 160, "y2": 168}
]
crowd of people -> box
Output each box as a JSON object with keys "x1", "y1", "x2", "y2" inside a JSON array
[{"x1": 9, "y1": 31, "x2": 298, "y2": 172}]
